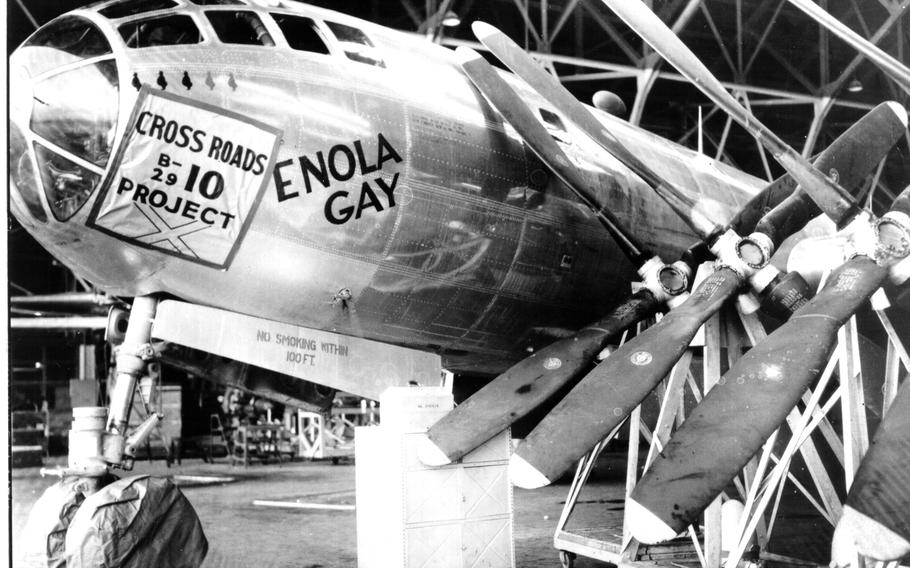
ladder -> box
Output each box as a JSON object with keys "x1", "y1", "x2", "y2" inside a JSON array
[{"x1": 208, "y1": 414, "x2": 230, "y2": 462}]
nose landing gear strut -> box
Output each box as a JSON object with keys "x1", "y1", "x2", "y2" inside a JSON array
[
  {"x1": 102, "y1": 295, "x2": 161, "y2": 471},
  {"x1": 23, "y1": 296, "x2": 209, "y2": 568}
]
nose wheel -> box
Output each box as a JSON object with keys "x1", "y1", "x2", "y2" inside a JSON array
[
  {"x1": 559, "y1": 550, "x2": 577, "y2": 568},
  {"x1": 22, "y1": 295, "x2": 210, "y2": 566}
]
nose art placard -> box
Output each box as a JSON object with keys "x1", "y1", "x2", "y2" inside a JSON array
[{"x1": 87, "y1": 86, "x2": 282, "y2": 269}]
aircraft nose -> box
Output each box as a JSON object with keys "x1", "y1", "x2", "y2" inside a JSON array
[
  {"x1": 9, "y1": 15, "x2": 120, "y2": 223},
  {"x1": 10, "y1": 60, "x2": 48, "y2": 223}
]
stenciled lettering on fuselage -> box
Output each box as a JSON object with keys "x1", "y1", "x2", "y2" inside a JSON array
[
  {"x1": 87, "y1": 87, "x2": 282, "y2": 269},
  {"x1": 272, "y1": 133, "x2": 403, "y2": 225}
]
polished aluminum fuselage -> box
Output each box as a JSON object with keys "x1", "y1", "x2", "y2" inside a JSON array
[{"x1": 10, "y1": 3, "x2": 764, "y2": 374}]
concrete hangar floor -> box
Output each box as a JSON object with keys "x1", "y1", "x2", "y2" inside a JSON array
[{"x1": 12, "y1": 455, "x2": 828, "y2": 567}]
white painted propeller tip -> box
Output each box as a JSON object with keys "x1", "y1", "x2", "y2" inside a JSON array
[
  {"x1": 454, "y1": 46, "x2": 482, "y2": 64},
  {"x1": 415, "y1": 434, "x2": 453, "y2": 467},
  {"x1": 832, "y1": 505, "x2": 910, "y2": 565},
  {"x1": 471, "y1": 21, "x2": 498, "y2": 40},
  {"x1": 831, "y1": 513, "x2": 861, "y2": 568},
  {"x1": 885, "y1": 101, "x2": 908, "y2": 128},
  {"x1": 625, "y1": 498, "x2": 678, "y2": 544},
  {"x1": 509, "y1": 454, "x2": 552, "y2": 489}
]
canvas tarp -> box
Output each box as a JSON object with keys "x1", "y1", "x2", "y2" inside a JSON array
[
  {"x1": 65, "y1": 475, "x2": 207, "y2": 568},
  {"x1": 18, "y1": 477, "x2": 86, "y2": 568}
]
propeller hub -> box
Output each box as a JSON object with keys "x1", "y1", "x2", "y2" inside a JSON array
[
  {"x1": 844, "y1": 211, "x2": 910, "y2": 266},
  {"x1": 657, "y1": 261, "x2": 690, "y2": 295},
  {"x1": 638, "y1": 257, "x2": 690, "y2": 304},
  {"x1": 736, "y1": 241, "x2": 765, "y2": 267},
  {"x1": 736, "y1": 232, "x2": 774, "y2": 269},
  {"x1": 875, "y1": 211, "x2": 910, "y2": 261},
  {"x1": 659, "y1": 261, "x2": 692, "y2": 308},
  {"x1": 710, "y1": 229, "x2": 771, "y2": 279}
]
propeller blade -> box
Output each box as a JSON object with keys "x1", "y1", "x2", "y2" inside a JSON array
[
  {"x1": 511, "y1": 266, "x2": 743, "y2": 488},
  {"x1": 418, "y1": 46, "x2": 693, "y2": 466},
  {"x1": 428, "y1": 28, "x2": 904, "y2": 473},
  {"x1": 627, "y1": 191, "x2": 910, "y2": 543},
  {"x1": 599, "y1": 0, "x2": 861, "y2": 227},
  {"x1": 472, "y1": 31, "x2": 902, "y2": 486},
  {"x1": 471, "y1": 25, "x2": 904, "y2": 245},
  {"x1": 468, "y1": 21, "x2": 810, "y2": 326},
  {"x1": 832, "y1": 380, "x2": 910, "y2": 565},
  {"x1": 472, "y1": 21, "x2": 721, "y2": 242},
  {"x1": 471, "y1": 21, "x2": 905, "y2": 314},
  {"x1": 418, "y1": 289, "x2": 662, "y2": 466},
  {"x1": 683, "y1": 101, "x2": 905, "y2": 318},
  {"x1": 627, "y1": 257, "x2": 888, "y2": 543},
  {"x1": 675, "y1": 101, "x2": 906, "y2": 269},
  {"x1": 743, "y1": 102, "x2": 908, "y2": 246},
  {"x1": 455, "y1": 46, "x2": 649, "y2": 266},
  {"x1": 513, "y1": 184, "x2": 909, "y2": 490}
]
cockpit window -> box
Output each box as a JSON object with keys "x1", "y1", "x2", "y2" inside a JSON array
[
  {"x1": 9, "y1": 124, "x2": 48, "y2": 223},
  {"x1": 30, "y1": 59, "x2": 119, "y2": 167},
  {"x1": 326, "y1": 22, "x2": 385, "y2": 68},
  {"x1": 271, "y1": 14, "x2": 329, "y2": 54},
  {"x1": 22, "y1": 16, "x2": 112, "y2": 76},
  {"x1": 34, "y1": 143, "x2": 101, "y2": 221},
  {"x1": 206, "y1": 11, "x2": 275, "y2": 46},
  {"x1": 100, "y1": 0, "x2": 178, "y2": 19},
  {"x1": 119, "y1": 15, "x2": 202, "y2": 47}
]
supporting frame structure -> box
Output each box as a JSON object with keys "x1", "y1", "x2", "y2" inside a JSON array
[{"x1": 551, "y1": 268, "x2": 909, "y2": 568}]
